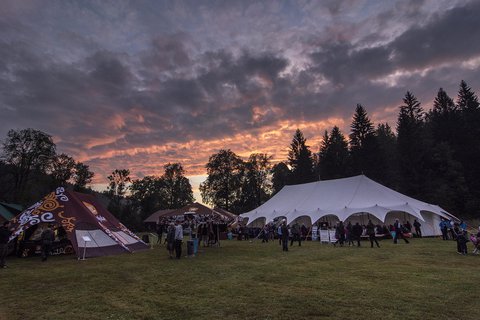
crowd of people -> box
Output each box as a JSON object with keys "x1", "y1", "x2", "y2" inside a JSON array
[
  {"x1": 130, "y1": 212, "x2": 478, "y2": 259},
  {"x1": 228, "y1": 217, "x2": 480, "y2": 256},
  {"x1": 155, "y1": 214, "x2": 228, "y2": 259},
  {"x1": 0, "y1": 221, "x2": 59, "y2": 268},
  {"x1": 438, "y1": 218, "x2": 480, "y2": 255},
  {"x1": 2, "y1": 213, "x2": 479, "y2": 266}
]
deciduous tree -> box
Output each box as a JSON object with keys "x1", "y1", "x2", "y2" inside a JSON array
[
  {"x1": 161, "y1": 163, "x2": 194, "y2": 209},
  {"x1": 1, "y1": 128, "x2": 56, "y2": 201},
  {"x1": 200, "y1": 149, "x2": 243, "y2": 212}
]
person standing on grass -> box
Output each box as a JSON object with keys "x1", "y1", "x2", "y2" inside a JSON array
[
  {"x1": 413, "y1": 219, "x2": 422, "y2": 238},
  {"x1": 281, "y1": 220, "x2": 289, "y2": 252},
  {"x1": 352, "y1": 222, "x2": 363, "y2": 247},
  {"x1": 41, "y1": 224, "x2": 55, "y2": 262},
  {"x1": 277, "y1": 223, "x2": 283, "y2": 245},
  {"x1": 156, "y1": 218, "x2": 164, "y2": 244},
  {"x1": 262, "y1": 225, "x2": 269, "y2": 243},
  {"x1": 174, "y1": 220, "x2": 183, "y2": 259},
  {"x1": 472, "y1": 226, "x2": 480, "y2": 255},
  {"x1": 0, "y1": 221, "x2": 12, "y2": 268},
  {"x1": 393, "y1": 219, "x2": 409, "y2": 244},
  {"x1": 334, "y1": 221, "x2": 345, "y2": 247},
  {"x1": 166, "y1": 222, "x2": 175, "y2": 259},
  {"x1": 439, "y1": 219, "x2": 448, "y2": 240},
  {"x1": 301, "y1": 224, "x2": 308, "y2": 241},
  {"x1": 404, "y1": 220, "x2": 412, "y2": 233},
  {"x1": 346, "y1": 221, "x2": 354, "y2": 246},
  {"x1": 366, "y1": 220, "x2": 380, "y2": 248},
  {"x1": 456, "y1": 230, "x2": 469, "y2": 255},
  {"x1": 290, "y1": 222, "x2": 301, "y2": 246}
]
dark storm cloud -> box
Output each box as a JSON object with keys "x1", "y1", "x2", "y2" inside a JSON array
[
  {"x1": 390, "y1": 1, "x2": 480, "y2": 69},
  {"x1": 311, "y1": 1, "x2": 480, "y2": 85},
  {"x1": 87, "y1": 51, "x2": 133, "y2": 87},
  {"x1": 140, "y1": 33, "x2": 193, "y2": 76}
]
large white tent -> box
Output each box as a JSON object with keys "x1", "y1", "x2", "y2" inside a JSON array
[{"x1": 240, "y1": 175, "x2": 458, "y2": 236}]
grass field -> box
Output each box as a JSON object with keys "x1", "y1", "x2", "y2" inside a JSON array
[{"x1": 0, "y1": 237, "x2": 479, "y2": 320}]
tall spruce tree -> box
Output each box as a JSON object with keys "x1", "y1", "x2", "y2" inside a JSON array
[
  {"x1": 456, "y1": 81, "x2": 480, "y2": 214},
  {"x1": 287, "y1": 129, "x2": 316, "y2": 184},
  {"x1": 427, "y1": 88, "x2": 459, "y2": 146},
  {"x1": 457, "y1": 80, "x2": 480, "y2": 112},
  {"x1": 318, "y1": 126, "x2": 350, "y2": 180},
  {"x1": 348, "y1": 104, "x2": 379, "y2": 178},
  {"x1": 271, "y1": 162, "x2": 290, "y2": 195},
  {"x1": 349, "y1": 104, "x2": 375, "y2": 150},
  {"x1": 375, "y1": 123, "x2": 400, "y2": 188},
  {"x1": 397, "y1": 91, "x2": 426, "y2": 197}
]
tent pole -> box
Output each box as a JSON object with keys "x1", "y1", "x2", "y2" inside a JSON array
[{"x1": 251, "y1": 227, "x2": 264, "y2": 243}]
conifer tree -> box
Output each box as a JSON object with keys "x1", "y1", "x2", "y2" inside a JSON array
[
  {"x1": 287, "y1": 129, "x2": 316, "y2": 184},
  {"x1": 455, "y1": 81, "x2": 480, "y2": 213},
  {"x1": 348, "y1": 104, "x2": 378, "y2": 178},
  {"x1": 457, "y1": 80, "x2": 480, "y2": 112},
  {"x1": 375, "y1": 123, "x2": 400, "y2": 188},
  {"x1": 318, "y1": 126, "x2": 350, "y2": 180},
  {"x1": 427, "y1": 88, "x2": 459, "y2": 146},
  {"x1": 271, "y1": 162, "x2": 290, "y2": 195},
  {"x1": 397, "y1": 91, "x2": 426, "y2": 197}
]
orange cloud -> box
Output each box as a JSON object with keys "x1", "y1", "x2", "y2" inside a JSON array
[{"x1": 84, "y1": 116, "x2": 356, "y2": 186}]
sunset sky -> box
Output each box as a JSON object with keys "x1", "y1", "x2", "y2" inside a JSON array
[{"x1": 1, "y1": 0, "x2": 480, "y2": 200}]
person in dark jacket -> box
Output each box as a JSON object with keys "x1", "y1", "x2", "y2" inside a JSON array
[
  {"x1": 346, "y1": 221, "x2": 354, "y2": 246},
  {"x1": 456, "y1": 230, "x2": 469, "y2": 255},
  {"x1": 393, "y1": 219, "x2": 409, "y2": 244},
  {"x1": 281, "y1": 221, "x2": 289, "y2": 252},
  {"x1": 166, "y1": 222, "x2": 175, "y2": 259},
  {"x1": 352, "y1": 222, "x2": 363, "y2": 247},
  {"x1": 0, "y1": 221, "x2": 12, "y2": 268},
  {"x1": 404, "y1": 221, "x2": 412, "y2": 232},
  {"x1": 290, "y1": 222, "x2": 301, "y2": 246},
  {"x1": 413, "y1": 219, "x2": 422, "y2": 238},
  {"x1": 334, "y1": 221, "x2": 345, "y2": 247},
  {"x1": 156, "y1": 219, "x2": 164, "y2": 244},
  {"x1": 366, "y1": 220, "x2": 380, "y2": 248},
  {"x1": 41, "y1": 224, "x2": 55, "y2": 262}
]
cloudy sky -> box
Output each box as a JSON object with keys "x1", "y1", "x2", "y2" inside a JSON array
[{"x1": 1, "y1": 0, "x2": 480, "y2": 197}]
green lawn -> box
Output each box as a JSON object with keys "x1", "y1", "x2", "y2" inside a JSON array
[{"x1": 0, "y1": 237, "x2": 478, "y2": 320}]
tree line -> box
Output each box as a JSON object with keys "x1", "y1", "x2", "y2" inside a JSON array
[
  {"x1": 104, "y1": 164, "x2": 194, "y2": 230},
  {"x1": 0, "y1": 128, "x2": 94, "y2": 204},
  {"x1": 200, "y1": 80, "x2": 480, "y2": 219},
  {"x1": 1, "y1": 80, "x2": 478, "y2": 230},
  {"x1": 0, "y1": 128, "x2": 195, "y2": 230}
]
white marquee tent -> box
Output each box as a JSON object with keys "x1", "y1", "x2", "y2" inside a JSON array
[{"x1": 240, "y1": 175, "x2": 458, "y2": 236}]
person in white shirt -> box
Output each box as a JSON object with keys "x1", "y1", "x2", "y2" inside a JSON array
[{"x1": 174, "y1": 220, "x2": 183, "y2": 259}]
